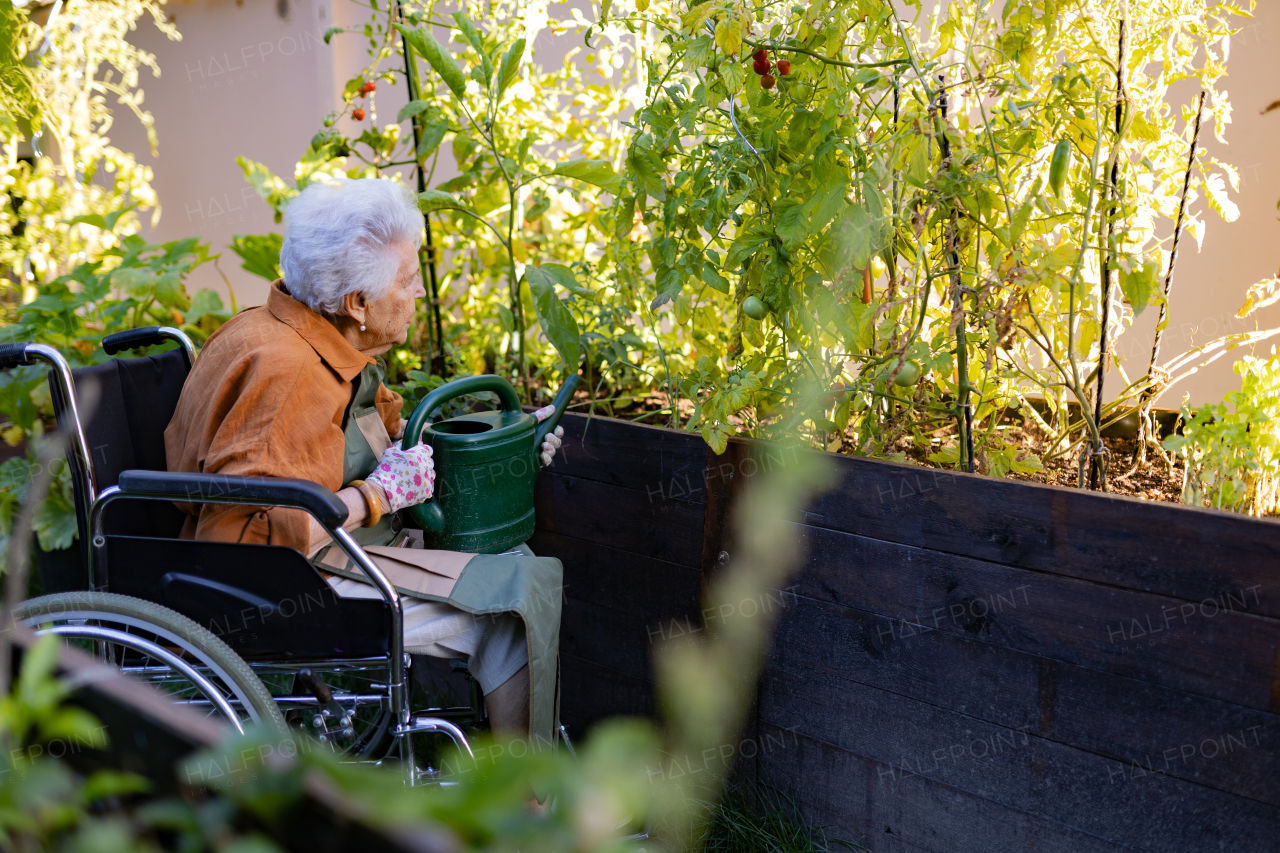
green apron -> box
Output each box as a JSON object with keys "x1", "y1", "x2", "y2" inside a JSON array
[{"x1": 316, "y1": 362, "x2": 563, "y2": 746}]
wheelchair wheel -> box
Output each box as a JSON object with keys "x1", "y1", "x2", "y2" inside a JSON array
[{"x1": 16, "y1": 592, "x2": 287, "y2": 733}]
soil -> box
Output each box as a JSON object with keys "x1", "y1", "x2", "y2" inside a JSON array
[
  {"x1": 1003, "y1": 435, "x2": 1186, "y2": 503},
  {"x1": 562, "y1": 390, "x2": 1188, "y2": 506}
]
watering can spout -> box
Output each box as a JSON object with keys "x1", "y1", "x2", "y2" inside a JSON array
[{"x1": 535, "y1": 374, "x2": 580, "y2": 445}]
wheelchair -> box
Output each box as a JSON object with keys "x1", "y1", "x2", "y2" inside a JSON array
[{"x1": 3, "y1": 326, "x2": 545, "y2": 779}]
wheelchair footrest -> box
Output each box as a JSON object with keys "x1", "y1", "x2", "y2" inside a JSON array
[{"x1": 394, "y1": 717, "x2": 473, "y2": 757}]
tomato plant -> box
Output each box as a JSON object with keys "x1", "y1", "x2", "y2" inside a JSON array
[{"x1": 605, "y1": 0, "x2": 1255, "y2": 479}]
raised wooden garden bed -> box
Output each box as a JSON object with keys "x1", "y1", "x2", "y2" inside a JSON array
[{"x1": 531, "y1": 412, "x2": 1280, "y2": 853}]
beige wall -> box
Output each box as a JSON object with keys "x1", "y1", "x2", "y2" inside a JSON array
[
  {"x1": 113, "y1": 0, "x2": 1279, "y2": 406},
  {"x1": 1114, "y1": 5, "x2": 1280, "y2": 407},
  {"x1": 110, "y1": 0, "x2": 389, "y2": 308}
]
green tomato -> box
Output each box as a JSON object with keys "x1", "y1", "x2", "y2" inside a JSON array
[
  {"x1": 892, "y1": 359, "x2": 922, "y2": 387},
  {"x1": 743, "y1": 295, "x2": 768, "y2": 320},
  {"x1": 1049, "y1": 138, "x2": 1071, "y2": 197}
]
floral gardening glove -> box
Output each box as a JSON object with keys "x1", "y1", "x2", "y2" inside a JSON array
[
  {"x1": 367, "y1": 440, "x2": 436, "y2": 512},
  {"x1": 533, "y1": 405, "x2": 565, "y2": 467}
]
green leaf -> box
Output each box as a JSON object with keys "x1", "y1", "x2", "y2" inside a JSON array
[
  {"x1": 525, "y1": 265, "x2": 582, "y2": 367},
  {"x1": 229, "y1": 233, "x2": 283, "y2": 282},
  {"x1": 701, "y1": 262, "x2": 730, "y2": 293},
  {"x1": 726, "y1": 226, "x2": 771, "y2": 269},
  {"x1": 186, "y1": 288, "x2": 226, "y2": 322},
  {"x1": 67, "y1": 203, "x2": 138, "y2": 233},
  {"x1": 496, "y1": 38, "x2": 526, "y2": 103},
  {"x1": 701, "y1": 421, "x2": 728, "y2": 455},
  {"x1": 395, "y1": 24, "x2": 467, "y2": 98},
  {"x1": 928, "y1": 444, "x2": 961, "y2": 466},
  {"x1": 774, "y1": 197, "x2": 810, "y2": 249},
  {"x1": 237, "y1": 156, "x2": 296, "y2": 219},
  {"x1": 714, "y1": 16, "x2": 744, "y2": 57},
  {"x1": 323, "y1": 26, "x2": 343, "y2": 44},
  {"x1": 18, "y1": 633, "x2": 62, "y2": 701},
  {"x1": 398, "y1": 99, "x2": 432, "y2": 122},
  {"x1": 81, "y1": 771, "x2": 149, "y2": 802},
  {"x1": 415, "y1": 108, "x2": 449, "y2": 161},
  {"x1": 496, "y1": 304, "x2": 514, "y2": 332},
  {"x1": 721, "y1": 61, "x2": 746, "y2": 95},
  {"x1": 452, "y1": 12, "x2": 493, "y2": 85},
  {"x1": 152, "y1": 272, "x2": 189, "y2": 311},
  {"x1": 110, "y1": 267, "x2": 155, "y2": 297},
  {"x1": 1120, "y1": 259, "x2": 1161, "y2": 316},
  {"x1": 67, "y1": 213, "x2": 107, "y2": 230},
  {"x1": 417, "y1": 189, "x2": 478, "y2": 217},
  {"x1": 549, "y1": 157, "x2": 622, "y2": 191}
]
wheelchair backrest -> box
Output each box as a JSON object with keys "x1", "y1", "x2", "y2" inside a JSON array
[{"x1": 55, "y1": 347, "x2": 191, "y2": 543}]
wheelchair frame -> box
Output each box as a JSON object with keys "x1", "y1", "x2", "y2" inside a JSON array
[{"x1": 1, "y1": 328, "x2": 483, "y2": 775}]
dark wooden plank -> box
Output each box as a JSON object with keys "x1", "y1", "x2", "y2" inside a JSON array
[
  {"x1": 530, "y1": 529, "x2": 703, "y2": 624},
  {"x1": 759, "y1": 672, "x2": 1280, "y2": 852},
  {"x1": 789, "y1": 523, "x2": 1280, "y2": 711},
  {"x1": 533, "y1": 472, "x2": 706, "y2": 567},
  {"x1": 547, "y1": 412, "x2": 709, "y2": 505},
  {"x1": 561, "y1": 594, "x2": 659, "y2": 684},
  {"x1": 773, "y1": 439, "x2": 1280, "y2": 620},
  {"x1": 767, "y1": 592, "x2": 1280, "y2": 806},
  {"x1": 559, "y1": 651, "x2": 655, "y2": 734},
  {"x1": 760, "y1": 725, "x2": 1140, "y2": 853},
  {"x1": 700, "y1": 440, "x2": 755, "y2": 578}
]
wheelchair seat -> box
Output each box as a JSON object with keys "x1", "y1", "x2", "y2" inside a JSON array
[{"x1": 57, "y1": 342, "x2": 393, "y2": 663}]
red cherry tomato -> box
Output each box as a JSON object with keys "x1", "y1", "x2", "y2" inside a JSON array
[
  {"x1": 777, "y1": 59, "x2": 791, "y2": 75},
  {"x1": 761, "y1": 74, "x2": 776, "y2": 90},
  {"x1": 352, "y1": 108, "x2": 365, "y2": 121},
  {"x1": 752, "y1": 48, "x2": 768, "y2": 62},
  {"x1": 753, "y1": 58, "x2": 771, "y2": 75}
]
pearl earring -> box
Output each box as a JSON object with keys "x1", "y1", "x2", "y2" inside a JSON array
[{"x1": 360, "y1": 324, "x2": 366, "y2": 331}]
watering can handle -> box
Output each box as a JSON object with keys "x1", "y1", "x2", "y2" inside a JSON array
[
  {"x1": 402, "y1": 374, "x2": 522, "y2": 450},
  {"x1": 535, "y1": 374, "x2": 580, "y2": 446}
]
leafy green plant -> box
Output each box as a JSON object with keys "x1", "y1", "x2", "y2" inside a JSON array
[
  {"x1": 237, "y1": 0, "x2": 663, "y2": 409},
  {"x1": 0, "y1": 225, "x2": 218, "y2": 562},
  {"x1": 0, "y1": 0, "x2": 180, "y2": 320},
  {"x1": 1163, "y1": 349, "x2": 1280, "y2": 516},
  {"x1": 693, "y1": 784, "x2": 860, "y2": 853},
  {"x1": 603, "y1": 0, "x2": 1253, "y2": 483}
]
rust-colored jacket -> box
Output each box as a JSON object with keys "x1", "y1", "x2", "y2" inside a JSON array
[{"x1": 164, "y1": 281, "x2": 403, "y2": 552}]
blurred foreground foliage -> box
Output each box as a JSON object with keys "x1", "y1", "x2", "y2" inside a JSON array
[{"x1": 1, "y1": 422, "x2": 842, "y2": 853}]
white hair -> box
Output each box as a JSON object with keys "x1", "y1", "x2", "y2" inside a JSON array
[{"x1": 279, "y1": 177, "x2": 423, "y2": 314}]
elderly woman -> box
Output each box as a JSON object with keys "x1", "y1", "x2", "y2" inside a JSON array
[{"x1": 164, "y1": 177, "x2": 563, "y2": 739}]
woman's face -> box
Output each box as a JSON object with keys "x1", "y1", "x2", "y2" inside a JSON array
[{"x1": 343, "y1": 239, "x2": 426, "y2": 355}]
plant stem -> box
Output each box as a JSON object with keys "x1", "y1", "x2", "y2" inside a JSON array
[
  {"x1": 742, "y1": 38, "x2": 910, "y2": 71},
  {"x1": 1145, "y1": 89, "x2": 1205, "y2": 393},
  {"x1": 0, "y1": 432, "x2": 63, "y2": 698},
  {"x1": 1090, "y1": 7, "x2": 1127, "y2": 491},
  {"x1": 398, "y1": 3, "x2": 447, "y2": 376},
  {"x1": 938, "y1": 78, "x2": 974, "y2": 473}
]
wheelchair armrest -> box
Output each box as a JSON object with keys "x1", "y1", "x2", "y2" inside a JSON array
[{"x1": 116, "y1": 470, "x2": 349, "y2": 529}]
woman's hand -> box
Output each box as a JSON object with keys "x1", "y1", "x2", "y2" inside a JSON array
[
  {"x1": 531, "y1": 405, "x2": 565, "y2": 467},
  {"x1": 539, "y1": 426, "x2": 564, "y2": 467},
  {"x1": 367, "y1": 440, "x2": 436, "y2": 512}
]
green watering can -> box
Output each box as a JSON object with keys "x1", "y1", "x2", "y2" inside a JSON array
[{"x1": 400, "y1": 374, "x2": 579, "y2": 553}]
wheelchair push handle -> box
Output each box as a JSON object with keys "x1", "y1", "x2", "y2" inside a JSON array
[
  {"x1": 102, "y1": 326, "x2": 167, "y2": 355},
  {"x1": 0, "y1": 343, "x2": 32, "y2": 370},
  {"x1": 102, "y1": 325, "x2": 197, "y2": 367}
]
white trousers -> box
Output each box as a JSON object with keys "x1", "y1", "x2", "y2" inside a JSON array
[{"x1": 327, "y1": 576, "x2": 528, "y2": 695}]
